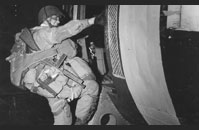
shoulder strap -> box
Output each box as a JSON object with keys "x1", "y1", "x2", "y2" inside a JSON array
[
  {"x1": 23, "y1": 46, "x2": 59, "y2": 71},
  {"x1": 19, "y1": 28, "x2": 40, "y2": 51},
  {"x1": 14, "y1": 46, "x2": 59, "y2": 86},
  {"x1": 19, "y1": 27, "x2": 60, "y2": 71}
]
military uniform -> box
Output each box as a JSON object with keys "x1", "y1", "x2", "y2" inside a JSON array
[{"x1": 22, "y1": 16, "x2": 99, "y2": 125}]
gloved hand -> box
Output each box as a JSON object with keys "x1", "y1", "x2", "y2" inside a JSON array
[
  {"x1": 67, "y1": 85, "x2": 83, "y2": 101},
  {"x1": 57, "y1": 85, "x2": 73, "y2": 99},
  {"x1": 94, "y1": 10, "x2": 106, "y2": 26},
  {"x1": 57, "y1": 84, "x2": 83, "y2": 101}
]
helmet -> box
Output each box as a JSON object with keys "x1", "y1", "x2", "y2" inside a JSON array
[{"x1": 38, "y1": 5, "x2": 65, "y2": 25}]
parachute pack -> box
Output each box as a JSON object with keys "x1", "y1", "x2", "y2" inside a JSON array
[
  {"x1": 5, "y1": 27, "x2": 81, "y2": 91},
  {"x1": 5, "y1": 28, "x2": 59, "y2": 90}
]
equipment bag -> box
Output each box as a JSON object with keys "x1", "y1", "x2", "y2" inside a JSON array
[{"x1": 5, "y1": 28, "x2": 59, "y2": 90}]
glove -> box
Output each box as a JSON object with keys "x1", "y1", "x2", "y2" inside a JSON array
[
  {"x1": 66, "y1": 84, "x2": 83, "y2": 102},
  {"x1": 69, "y1": 85, "x2": 83, "y2": 101},
  {"x1": 57, "y1": 85, "x2": 72, "y2": 99},
  {"x1": 67, "y1": 85, "x2": 82, "y2": 102},
  {"x1": 94, "y1": 10, "x2": 106, "y2": 26},
  {"x1": 57, "y1": 84, "x2": 83, "y2": 101}
]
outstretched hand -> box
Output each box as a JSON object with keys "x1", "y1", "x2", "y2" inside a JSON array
[{"x1": 94, "y1": 10, "x2": 106, "y2": 26}]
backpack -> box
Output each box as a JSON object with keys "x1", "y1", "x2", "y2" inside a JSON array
[{"x1": 5, "y1": 28, "x2": 60, "y2": 90}]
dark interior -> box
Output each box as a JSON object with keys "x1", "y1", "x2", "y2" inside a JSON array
[{"x1": 1, "y1": 3, "x2": 199, "y2": 125}]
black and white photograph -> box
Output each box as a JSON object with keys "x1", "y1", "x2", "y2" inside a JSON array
[{"x1": 0, "y1": 1, "x2": 199, "y2": 126}]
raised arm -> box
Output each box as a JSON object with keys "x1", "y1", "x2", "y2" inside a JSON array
[{"x1": 53, "y1": 18, "x2": 95, "y2": 43}]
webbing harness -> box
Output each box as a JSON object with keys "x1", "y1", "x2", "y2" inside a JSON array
[{"x1": 20, "y1": 28, "x2": 85, "y2": 97}]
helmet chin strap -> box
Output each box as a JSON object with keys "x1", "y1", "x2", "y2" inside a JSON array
[
  {"x1": 46, "y1": 20, "x2": 54, "y2": 28},
  {"x1": 46, "y1": 19, "x2": 59, "y2": 28}
]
